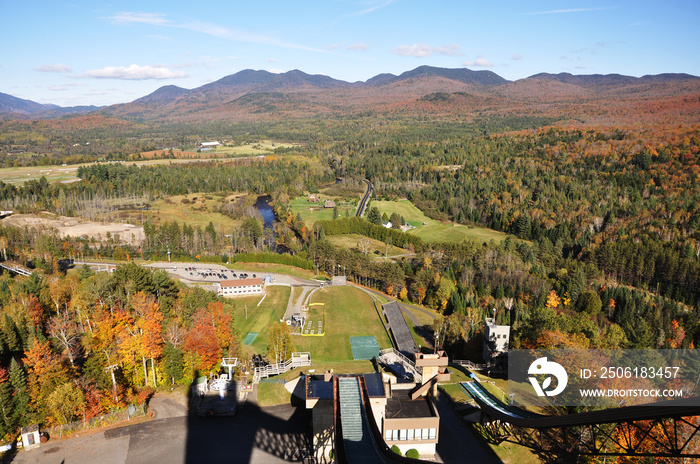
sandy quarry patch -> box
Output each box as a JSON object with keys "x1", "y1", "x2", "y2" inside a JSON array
[{"x1": 2, "y1": 213, "x2": 144, "y2": 245}]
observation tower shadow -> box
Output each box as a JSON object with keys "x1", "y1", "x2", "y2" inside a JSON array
[{"x1": 185, "y1": 376, "x2": 312, "y2": 464}]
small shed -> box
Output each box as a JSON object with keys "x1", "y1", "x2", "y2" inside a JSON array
[
  {"x1": 20, "y1": 424, "x2": 40, "y2": 450},
  {"x1": 192, "y1": 376, "x2": 208, "y2": 397}
]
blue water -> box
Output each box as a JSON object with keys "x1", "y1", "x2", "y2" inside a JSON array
[{"x1": 255, "y1": 195, "x2": 275, "y2": 230}]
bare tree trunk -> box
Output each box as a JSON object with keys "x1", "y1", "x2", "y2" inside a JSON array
[
  {"x1": 142, "y1": 356, "x2": 148, "y2": 387},
  {"x1": 151, "y1": 356, "x2": 157, "y2": 387}
]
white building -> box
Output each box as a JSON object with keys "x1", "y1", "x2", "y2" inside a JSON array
[
  {"x1": 215, "y1": 278, "x2": 265, "y2": 297},
  {"x1": 483, "y1": 317, "x2": 510, "y2": 367},
  {"x1": 199, "y1": 141, "x2": 221, "y2": 149}
]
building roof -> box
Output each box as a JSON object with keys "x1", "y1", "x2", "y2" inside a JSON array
[
  {"x1": 386, "y1": 390, "x2": 435, "y2": 419},
  {"x1": 220, "y1": 278, "x2": 264, "y2": 288},
  {"x1": 383, "y1": 301, "x2": 419, "y2": 357}
]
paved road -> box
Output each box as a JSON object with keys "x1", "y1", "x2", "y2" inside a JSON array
[
  {"x1": 434, "y1": 390, "x2": 502, "y2": 464},
  {"x1": 355, "y1": 178, "x2": 373, "y2": 218},
  {"x1": 11, "y1": 393, "x2": 311, "y2": 464},
  {"x1": 283, "y1": 284, "x2": 321, "y2": 321}
]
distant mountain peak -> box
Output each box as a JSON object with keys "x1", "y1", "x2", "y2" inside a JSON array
[
  {"x1": 526, "y1": 71, "x2": 700, "y2": 87},
  {"x1": 133, "y1": 85, "x2": 189, "y2": 105},
  {"x1": 369, "y1": 65, "x2": 509, "y2": 87}
]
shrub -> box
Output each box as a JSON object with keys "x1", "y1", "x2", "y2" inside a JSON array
[
  {"x1": 406, "y1": 449, "x2": 420, "y2": 459},
  {"x1": 391, "y1": 445, "x2": 402, "y2": 455}
]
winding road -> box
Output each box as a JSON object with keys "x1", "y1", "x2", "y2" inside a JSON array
[{"x1": 355, "y1": 178, "x2": 373, "y2": 218}]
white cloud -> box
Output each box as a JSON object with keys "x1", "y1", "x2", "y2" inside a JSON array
[
  {"x1": 433, "y1": 44, "x2": 462, "y2": 56},
  {"x1": 268, "y1": 68, "x2": 284, "y2": 74},
  {"x1": 511, "y1": 54, "x2": 522, "y2": 61},
  {"x1": 109, "y1": 12, "x2": 171, "y2": 26},
  {"x1": 348, "y1": 43, "x2": 369, "y2": 51},
  {"x1": 35, "y1": 64, "x2": 72, "y2": 73},
  {"x1": 49, "y1": 86, "x2": 67, "y2": 91},
  {"x1": 525, "y1": 7, "x2": 616, "y2": 15},
  {"x1": 393, "y1": 44, "x2": 432, "y2": 57},
  {"x1": 83, "y1": 64, "x2": 188, "y2": 80},
  {"x1": 392, "y1": 43, "x2": 461, "y2": 58},
  {"x1": 107, "y1": 12, "x2": 322, "y2": 53},
  {"x1": 346, "y1": 0, "x2": 396, "y2": 16},
  {"x1": 463, "y1": 55, "x2": 493, "y2": 67}
]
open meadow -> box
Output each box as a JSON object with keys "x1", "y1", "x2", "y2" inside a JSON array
[
  {"x1": 325, "y1": 233, "x2": 409, "y2": 259},
  {"x1": 0, "y1": 155, "x2": 266, "y2": 185},
  {"x1": 371, "y1": 199, "x2": 510, "y2": 244},
  {"x1": 287, "y1": 195, "x2": 356, "y2": 226},
  {"x1": 133, "y1": 192, "x2": 244, "y2": 231}
]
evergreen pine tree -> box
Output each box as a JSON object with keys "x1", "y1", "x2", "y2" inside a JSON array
[
  {"x1": 0, "y1": 370, "x2": 13, "y2": 437},
  {"x1": 9, "y1": 358, "x2": 29, "y2": 428},
  {"x1": 2, "y1": 315, "x2": 20, "y2": 353}
]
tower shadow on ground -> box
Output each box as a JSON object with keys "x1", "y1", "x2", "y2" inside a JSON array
[{"x1": 184, "y1": 379, "x2": 312, "y2": 464}]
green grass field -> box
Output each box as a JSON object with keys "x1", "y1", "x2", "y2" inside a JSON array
[
  {"x1": 138, "y1": 193, "x2": 242, "y2": 231},
  {"x1": 0, "y1": 157, "x2": 261, "y2": 185},
  {"x1": 202, "y1": 140, "x2": 298, "y2": 156},
  {"x1": 231, "y1": 286, "x2": 290, "y2": 354},
  {"x1": 371, "y1": 199, "x2": 510, "y2": 244},
  {"x1": 287, "y1": 196, "x2": 356, "y2": 226},
  {"x1": 326, "y1": 234, "x2": 409, "y2": 258},
  {"x1": 256, "y1": 383, "x2": 292, "y2": 407},
  {"x1": 292, "y1": 286, "x2": 393, "y2": 362},
  {"x1": 227, "y1": 262, "x2": 317, "y2": 280}
]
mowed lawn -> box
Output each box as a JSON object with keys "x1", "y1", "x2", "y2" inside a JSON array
[
  {"x1": 371, "y1": 199, "x2": 509, "y2": 244},
  {"x1": 293, "y1": 286, "x2": 392, "y2": 362},
  {"x1": 287, "y1": 196, "x2": 356, "y2": 226},
  {"x1": 231, "y1": 286, "x2": 290, "y2": 354},
  {"x1": 326, "y1": 234, "x2": 408, "y2": 258}
]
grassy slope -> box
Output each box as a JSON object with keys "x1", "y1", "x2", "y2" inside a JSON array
[
  {"x1": 371, "y1": 199, "x2": 509, "y2": 244},
  {"x1": 326, "y1": 234, "x2": 408, "y2": 258},
  {"x1": 292, "y1": 286, "x2": 393, "y2": 362},
  {"x1": 231, "y1": 286, "x2": 290, "y2": 354}
]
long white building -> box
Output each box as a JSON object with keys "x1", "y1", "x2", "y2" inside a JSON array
[{"x1": 215, "y1": 278, "x2": 265, "y2": 297}]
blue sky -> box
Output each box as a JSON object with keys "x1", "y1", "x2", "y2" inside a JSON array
[{"x1": 2, "y1": 1, "x2": 699, "y2": 106}]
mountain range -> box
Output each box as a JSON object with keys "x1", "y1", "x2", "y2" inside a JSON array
[{"x1": 2, "y1": 66, "x2": 699, "y2": 123}]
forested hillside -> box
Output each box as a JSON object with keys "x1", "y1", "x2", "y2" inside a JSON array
[{"x1": 0, "y1": 67, "x2": 698, "y2": 443}]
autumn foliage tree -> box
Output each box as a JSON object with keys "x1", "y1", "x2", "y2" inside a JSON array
[{"x1": 185, "y1": 308, "x2": 221, "y2": 371}]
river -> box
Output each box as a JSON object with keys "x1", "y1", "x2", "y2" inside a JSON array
[{"x1": 255, "y1": 195, "x2": 275, "y2": 230}]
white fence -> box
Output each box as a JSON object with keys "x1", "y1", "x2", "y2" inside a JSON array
[
  {"x1": 378, "y1": 348, "x2": 422, "y2": 383},
  {"x1": 253, "y1": 352, "x2": 311, "y2": 383},
  {"x1": 452, "y1": 359, "x2": 487, "y2": 370}
]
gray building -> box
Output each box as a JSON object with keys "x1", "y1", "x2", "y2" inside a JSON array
[{"x1": 483, "y1": 317, "x2": 510, "y2": 369}]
